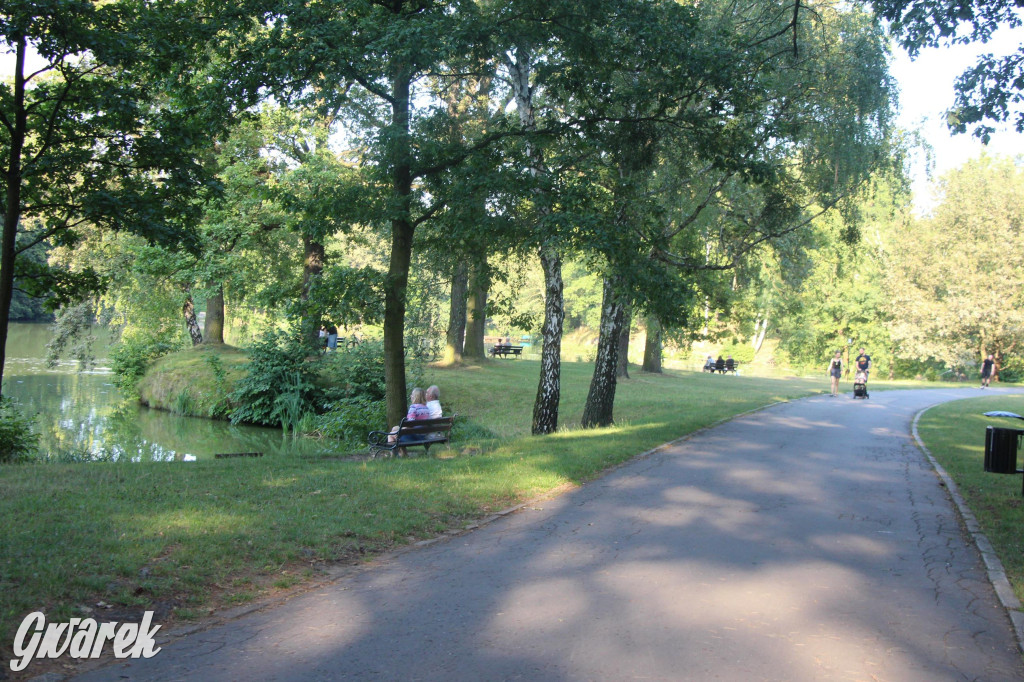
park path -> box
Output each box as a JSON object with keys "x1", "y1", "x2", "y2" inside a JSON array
[{"x1": 76, "y1": 387, "x2": 1024, "y2": 681}]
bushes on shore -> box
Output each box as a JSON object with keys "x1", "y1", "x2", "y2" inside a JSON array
[{"x1": 0, "y1": 398, "x2": 38, "y2": 463}]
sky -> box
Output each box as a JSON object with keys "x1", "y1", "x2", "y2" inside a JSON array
[
  {"x1": 4, "y1": 25, "x2": 1024, "y2": 213},
  {"x1": 889, "y1": 26, "x2": 1024, "y2": 211}
]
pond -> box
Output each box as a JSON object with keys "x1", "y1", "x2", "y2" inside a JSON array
[{"x1": 2, "y1": 323, "x2": 336, "y2": 462}]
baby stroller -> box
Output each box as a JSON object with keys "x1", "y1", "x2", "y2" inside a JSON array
[{"x1": 853, "y1": 369, "x2": 869, "y2": 399}]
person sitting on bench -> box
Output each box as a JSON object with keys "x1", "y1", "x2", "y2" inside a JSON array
[
  {"x1": 725, "y1": 356, "x2": 735, "y2": 373},
  {"x1": 715, "y1": 355, "x2": 725, "y2": 373},
  {"x1": 388, "y1": 387, "x2": 431, "y2": 444},
  {"x1": 425, "y1": 385, "x2": 443, "y2": 419}
]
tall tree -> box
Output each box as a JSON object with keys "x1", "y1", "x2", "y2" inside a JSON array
[
  {"x1": 210, "y1": 0, "x2": 524, "y2": 427},
  {"x1": 574, "y1": 0, "x2": 897, "y2": 427},
  {"x1": 0, "y1": 1, "x2": 217, "y2": 393},
  {"x1": 886, "y1": 155, "x2": 1024, "y2": 370}
]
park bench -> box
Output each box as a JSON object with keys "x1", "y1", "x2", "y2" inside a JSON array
[
  {"x1": 367, "y1": 416, "x2": 454, "y2": 458},
  {"x1": 489, "y1": 344, "x2": 524, "y2": 358},
  {"x1": 724, "y1": 361, "x2": 739, "y2": 375}
]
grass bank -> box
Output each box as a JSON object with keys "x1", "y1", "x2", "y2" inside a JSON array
[
  {"x1": 0, "y1": 361, "x2": 956, "y2": 674},
  {"x1": 136, "y1": 344, "x2": 248, "y2": 417},
  {"x1": 915, "y1": 393, "x2": 1024, "y2": 604}
]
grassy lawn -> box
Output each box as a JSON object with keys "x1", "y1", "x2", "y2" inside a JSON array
[
  {"x1": 915, "y1": 393, "x2": 1024, "y2": 604},
  {"x1": 0, "y1": 358, "x2": 962, "y2": 669}
]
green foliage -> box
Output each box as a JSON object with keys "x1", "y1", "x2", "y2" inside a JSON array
[
  {"x1": 886, "y1": 155, "x2": 1024, "y2": 369},
  {"x1": 272, "y1": 372, "x2": 314, "y2": 435},
  {"x1": 722, "y1": 342, "x2": 755, "y2": 364},
  {"x1": 45, "y1": 302, "x2": 98, "y2": 371},
  {"x1": 311, "y1": 397, "x2": 387, "y2": 446},
  {"x1": 872, "y1": 0, "x2": 1024, "y2": 138},
  {"x1": 322, "y1": 340, "x2": 387, "y2": 402},
  {"x1": 0, "y1": 398, "x2": 38, "y2": 464},
  {"x1": 202, "y1": 354, "x2": 233, "y2": 419},
  {"x1": 229, "y1": 331, "x2": 322, "y2": 427},
  {"x1": 111, "y1": 337, "x2": 179, "y2": 394},
  {"x1": 0, "y1": 0, "x2": 228, "y2": 392},
  {"x1": 997, "y1": 357, "x2": 1023, "y2": 384}
]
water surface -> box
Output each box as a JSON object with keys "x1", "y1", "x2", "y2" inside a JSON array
[{"x1": 3, "y1": 323, "x2": 334, "y2": 461}]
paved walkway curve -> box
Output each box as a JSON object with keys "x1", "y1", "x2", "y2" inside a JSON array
[{"x1": 76, "y1": 388, "x2": 1024, "y2": 681}]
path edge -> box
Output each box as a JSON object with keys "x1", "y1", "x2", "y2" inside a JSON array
[{"x1": 912, "y1": 404, "x2": 1024, "y2": 654}]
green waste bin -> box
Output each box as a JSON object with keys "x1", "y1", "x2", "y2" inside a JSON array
[{"x1": 984, "y1": 426, "x2": 1022, "y2": 474}]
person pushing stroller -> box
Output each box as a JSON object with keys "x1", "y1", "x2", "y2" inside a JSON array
[{"x1": 853, "y1": 347, "x2": 871, "y2": 399}]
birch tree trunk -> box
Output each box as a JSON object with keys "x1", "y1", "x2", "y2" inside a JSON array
[
  {"x1": 752, "y1": 315, "x2": 768, "y2": 354},
  {"x1": 183, "y1": 294, "x2": 203, "y2": 346},
  {"x1": 507, "y1": 45, "x2": 564, "y2": 435},
  {"x1": 582, "y1": 276, "x2": 624, "y2": 428},
  {"x1": 533, "y1": 247, "x2": 564, "y2": 433},
  {"x1": 443, "y1": 261, "x2": 469, "y2": 364},
  {"x1": 616, "y1": 303, "x2": 631, "y2": 378},
  {"x1": 642, "y1": 313, "x2": 663, "y2": 373}
]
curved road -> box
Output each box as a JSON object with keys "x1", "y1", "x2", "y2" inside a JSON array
[{"x1": 78, "y1": 388, "x2": 1024, "y2": 681}]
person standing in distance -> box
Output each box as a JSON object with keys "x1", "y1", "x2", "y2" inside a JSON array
[
  {"x1": 827, "y1": 351, "x2": 843, "y2": 397},
  {"x1": 981, "y1": 354, "x2": 995, "y2": 388}
]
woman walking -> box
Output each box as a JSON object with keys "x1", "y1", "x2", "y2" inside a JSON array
[{"x1": 827, "y1": 351, "x2": 843, "y2": 397}]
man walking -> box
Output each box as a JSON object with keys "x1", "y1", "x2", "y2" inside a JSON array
[
  {"x1": 855, "y1": 347, "x2": 871, "y2": 379},
  {"x1": 981, "y1": 354, "x2": 995, "y2": 388}
]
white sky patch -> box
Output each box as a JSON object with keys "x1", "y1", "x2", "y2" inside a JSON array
[{"x1": 890, "y1": 25, "x2": 1024, "y2": 212}]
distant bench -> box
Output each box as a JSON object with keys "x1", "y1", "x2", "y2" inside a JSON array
[
  {"x1": 489, "y1": 345, "x2": 523, "y2": 358},
  {"x1": 703, "y1": 361, "x2": 740, "y2": 375},
  {"x1": 367, "y1": 416, "x2": 454, "y2": 458}
]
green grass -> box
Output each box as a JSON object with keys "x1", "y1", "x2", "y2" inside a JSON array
[
  {"x1": 915, "y1": 393, "x2": 1024, "y2": 604},
  {"x1": 0, "y1": 358, "x2": 980, "y2": 669},
  {"x1": 136, "y1": 344, "x2": 248, "y2": 417}
]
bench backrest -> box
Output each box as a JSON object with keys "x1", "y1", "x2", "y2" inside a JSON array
[{"x1": 397, "y1": 417, "x2": 454, "y2": 438}]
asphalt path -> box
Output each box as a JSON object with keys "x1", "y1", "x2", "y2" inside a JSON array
[{"x1": 76, "y1": 387, "x2": 1024, "y2": 681}]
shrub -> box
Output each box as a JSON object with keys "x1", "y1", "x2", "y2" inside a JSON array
[
  {"x1": 0, "y1": 398, "x2": 38, "y2": 464},
  {"x1": 998, "y1": 358, "x2": 1022, "y2": 383},
  {"x1": 321, "y1": 340, "x2": 386, "y2": 401},
  {"x1": 202, "y1": 354, "x2": 233, "y2": 419},
  {"x1": 111, "y1": 338, "x2": 179, "y2": 393},
  {"x1": 230, "y1": 331, "x2": 322, "y2": 427},
  {"x1": 723, "y1": 342, "x2": 755, "y2": 363},
  {"x1": 312, "y1": 397, "x2": 388, "y2": 446}
]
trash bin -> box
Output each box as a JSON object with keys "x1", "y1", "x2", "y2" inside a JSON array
[{"x1": 984, "y1": 426, "x2": 1022, "y2": 474}]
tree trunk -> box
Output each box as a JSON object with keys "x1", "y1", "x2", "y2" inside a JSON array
[
  {"x1": 442, "y1": 261, "x2": 469, "y2": 364},
  {"x1": 532, "y1": 247, "x2": 564, "y2": 434},
  {"x1": 0, "y1": 36, "x2": 27, "y2": 397},
  {"x1": 383, "y1": 68, "x2": 414, "y2": 428},
  {"x1": 204, "y1": 282, "x2": 225, "y2": 344},
  {"x1": 183, "y1": 294, "x2": 203, "y2": 346},
  {"x1": 642, "y1": 313, "x2": 663, "y2": 373},
  {"x1": 301, "y1": 235, "x2": 325, "y2": 347},
  {"x1": 582, "y1": 277, "x2": 624, "y2": 428},
  {"x1": 507, "y1": 46, "x2": 564, "y2": 435},
  {"x1": 463, "y1": 255, "x2": 488, "y2": 360},
  {"x1": 752, "y1": 315, "x2": 768, "y2": 355},
  {"x1": 616, "y1": 303, "x2": 631, "y2": 378}
]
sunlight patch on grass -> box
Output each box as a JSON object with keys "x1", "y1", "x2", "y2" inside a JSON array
[{"x1": 130, "y1": 509, "x2": 250, "y2": 535}]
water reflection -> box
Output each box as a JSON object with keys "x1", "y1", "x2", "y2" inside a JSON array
[{"x1": 3, "y1": 323, "x2": 340, "y2": 462}]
